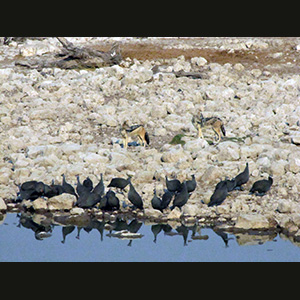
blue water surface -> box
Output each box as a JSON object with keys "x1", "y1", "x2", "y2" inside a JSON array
[{"x1": 0, "y1": 213, "x2": 299, "y2": 262}]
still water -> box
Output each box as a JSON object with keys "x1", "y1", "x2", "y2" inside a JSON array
[{"x1": 0, "y1": 212, "x2": 300, "y2": 262}]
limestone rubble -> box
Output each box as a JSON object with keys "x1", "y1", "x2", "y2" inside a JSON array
[{"x1": 1, "y1": 37, "x2": 300, "y2": 236}]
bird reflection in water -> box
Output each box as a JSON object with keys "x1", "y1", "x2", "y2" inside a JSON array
[
  {"x1": 14, "y1": 212, "x2": 234, "y2": 248},
  {"x1": 16, "y1": 213, "x2": 53, "y2": 240}
]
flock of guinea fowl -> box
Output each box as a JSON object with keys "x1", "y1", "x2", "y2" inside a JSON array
[{"x1": 15, "y1": 161, "x2": 273, "y2": 213}]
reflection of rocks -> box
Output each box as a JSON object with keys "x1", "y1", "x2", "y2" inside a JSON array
[
  {"x1": 106, "y1": 230, "x2": 144, "y2": 239},
  {"x1": 235, "y1": 231, "x2": 277, "y2": 246}
]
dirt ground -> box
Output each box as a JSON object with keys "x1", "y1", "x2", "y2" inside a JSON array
[{"x1": 93, "y1": 37, "x2": 300, "y2": 75}]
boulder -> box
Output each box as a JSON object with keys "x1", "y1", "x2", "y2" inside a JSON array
[
  {"x1": 234, "y1": 213, "x2": 273, "y2": 230},
  {"x1": 0, "y1": 171, "x2": 11, "y2": 185},
  {"x1": 32, "y1": 198, "x2": 48, "y2": 211},
  {"x1": 200, "y1": 165, "x2": 223, "y2": 184},
  {"x1": 291, "y1": 136, "x2": 300, "y2": 146},
  {"x1": 276, "y1": 200, "x2": 293, "y2": 214},
  {"x1": 216, "y1": 141, "x2": 240, "y2": 161},
  {"x1": 161, "y1": 145, "x2": 189, "y2": 163},
  {"x1": 82, "y1": 153, "x2": 109, "y2": 165},
  {"x1": 144, "y1": 208, "x2": 163, "y2": 219},
  {"x1": 182, "y1": 204, "x2": 201, "y2": 216},
  {"x1": 183, "y1": 138, "x2": 209, "y2": 153},
  {"x1": 0, "y1": 198, "x2": 7, "y2": 212},
  {"x1": 70, "y1": 207, "x2": 85, "y2": 215},
  {"x1": 270, "y1": 160, "x2": 287, "y2": 176},
  {"x1": 215, "y1": 204, "x2": 231, "y2": 215},
  {"x1": 167, "y1": 207, "x2": 182, "y2": 220},
  {"x1": 47, "y1": 194, "x2": 76, "y2": 211},
  {"x1": 288, "y1": 154, "x2": 300, "y2": 174},
  {"x1": 191, "y1": 56, "x2": 207, "y2": 67}
]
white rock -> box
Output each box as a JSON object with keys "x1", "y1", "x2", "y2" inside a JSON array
[
  {"x1": 276, "y1": 200, "x2": 292, "y2": 213},
  {"x1": 291, "y1": 136, "x2": 300, "y2": 145},
  {"x1": 47, "y1": 194, "x2": 76, "y2": 211},
  {"x1": 0, "y1": 198, "x2": 7, "y2": 211},
  {"x1": 161, "y1": 145, "x2": 189, "y2": 163},
  {"x1": 251, "y1": 69, "x2": 262, "y2": 78},
  {"x1": 167, "y1": 207, "x2": 182, "y2": 220},
  {"x1": 217, "y1": 141, "x2": 240, "y2": 161},
  {"x1": 288, "y1": 154, "x2": 300, "y2": 174},
  {"x1": 60, "y1": 143, "x2": 81, "y2": 155},
  {"x1": 1, "y1": 116, "x2": 12, "y2": 125},
  {"x1": 200, "y1": 166, "x2": 223, "y2": 184},
  {"x1": 240, "y1": 144, "x2": 264, "y2": 160},
  {"x1": 150, "y1": 104, "x2": 168, "y2": 118},
  {"x1": 233, "y1": 63, "x2": 245, "y2": 71},
  {"x1": 144, "y1": 208, "x2": 163, "y2": 219},
  {"x1": 35, "y1": 154, "x2": 60, "y2": 168},
  {"x1": 270, "y1": 160, "x2": 287, "y2": 176},
  {"x1": 256, "y1": 156, "x2": 271, "y2": 172},
  {"x1": 26, "y1": 145, "x2": 46, "y2": 159},
  {"x1": 70, "y1": 207, "x2": 85, "y2": 215},
  {"x1": 183, "y1": 138, "x2": 209, "y2": 152},
  {"x1": 182, "y1": 204, "x2": 201, "y2": 216},
  {"x1": 216, "y1": 204, "x2": 230, "y2": 214},
  {"x1": 32, "y1": 198, "x2": 48, "y2": 211},
  {"x1": 234, "y1": 213, "x2": 271, "y2": 230},
  {"x1": 191, "y1": 56, "x2": 207, "y2": 67},
  {"x1": 154, "y1": 127, "x2": 167, "y2": 136},
  {"x1": 19, "y1": 46, "x2": 37, "y2": 57},
  {"x1": 122, "y1": 67, "x2": 153, "y2": 84},
  {"x1": 82, "y1": 153, "x2": 109, "y2": 165},
  {"x1": 0, "y1": 172, "x2": 11, "y2": 185},
  {"x1": 109, "y1": 151, "x2": 133, "y2": 166},
  {"x1": 173, "y1": 61, "x2": 191, "y2": 72},
  {"x1": 252, "y1": 41, "x2": 268, "y2": 49}
]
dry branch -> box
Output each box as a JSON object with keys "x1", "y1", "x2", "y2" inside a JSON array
[{"x1": 15, "y1": 37, "x2": 122, "y2": 70}]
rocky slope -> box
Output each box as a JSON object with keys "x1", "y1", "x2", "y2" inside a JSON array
[{"x1": 1, "y1": 37, "x2": 300, "y2": 239}]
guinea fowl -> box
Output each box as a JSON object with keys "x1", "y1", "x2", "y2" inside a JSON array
[
  {"x1": 106, "y1": 190, "x2": 120, "y2": 210},
  {"x1": 107, "y1": 176, "x2": 131, "y2": 192},
  {"x1": 249, "y1": 176, "x2": 273, "y2": 196},
  {"x1": 186, "y1": 174, "x2": 197, "y2": 193},
  {"x1": 161, "y1": 189, "x2": 173, "y2": 210},
  {"x1": 92, "y1": 173, "x2": 105, "y2": 198},
  {"x1": 234, "y1": 162, "x2": 249, "y2": 190},
  {"x1": 61, "y1": 174, "x2": 77, "y2": 198},
  {"x1": 99, "y1": 193, "x2": 108, "y2": 210},
  {"x1": 83, "y1": 177, "x2": 93, "y2": 192},
  {"x1": 128, "y1": 180, "x2": 143, "y2": 209},
  {"x1": 101, "y1": 195, "x2": 122, "y2": 211},
  {"x1": 170, "y1": 181, "x2": 189, "y2": 210},
  {"x1": 151, "y1": 189, "x2": 163, "y2": 212},
  {"x1": 44, "y1": 180, "x2": 64, "y2": 198},
  {"x1": 76, "y1": 189, "x2": 100, "y2": 208},
  {"x1": 166, "y1": 176, "x2": 182, "y2": 193},
  {"x1": 215, "y1": 177, "x2": 236, "y2": 192},
  {"x1": 208, "y1": 180, "x2": 228, "y2": 207},
  {"x1": 17, "y1": 181, "x2": 46, "y2": 201},
  {"x1": 76, "y1": 175, "x2": 93, "y2": 197}
]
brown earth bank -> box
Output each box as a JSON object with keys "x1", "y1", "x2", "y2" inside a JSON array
[{"x1": 92, "y1": 37, "x2": 300, "y2": 74}]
